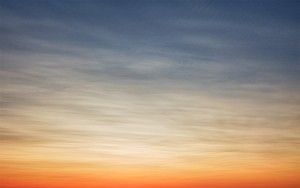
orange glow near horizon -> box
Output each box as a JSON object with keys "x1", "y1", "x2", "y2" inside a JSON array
[
  {"x1": 1, "y1": 170, "x2": 300, "y2": 188},
  {"x1": 1, "y1": 87, "x2": 300, "y2": 188}
]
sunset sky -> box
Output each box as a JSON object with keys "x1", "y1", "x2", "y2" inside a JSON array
[{"x1": 0, "y1": 1, "x2": 299, "y2": 188}]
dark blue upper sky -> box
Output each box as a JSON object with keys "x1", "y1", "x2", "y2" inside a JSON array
[{"x1": 0, "y1": 0, "x2": 299, "y2": 98}]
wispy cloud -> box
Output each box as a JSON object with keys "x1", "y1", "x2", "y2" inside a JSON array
[{"x1": 1, "y1": 1, "x2": 299, "y2": 187}]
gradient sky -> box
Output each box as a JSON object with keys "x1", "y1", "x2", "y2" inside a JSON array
[{"x1": 0, "y1": 1, "x2": 300, "y2": 188}]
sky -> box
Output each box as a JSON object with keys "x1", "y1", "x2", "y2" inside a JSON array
[{"x1": 0, "y1": 1, "x2": 299, "y2": 188}]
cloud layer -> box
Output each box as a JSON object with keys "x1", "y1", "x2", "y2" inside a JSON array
[{"x1": 1, "y1": 1, "x2": 299, "y2": 188}]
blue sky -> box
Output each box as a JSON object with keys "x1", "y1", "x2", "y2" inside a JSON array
[{"x1": 1, "y1": 1, "x2": 299, "y2": 90}]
